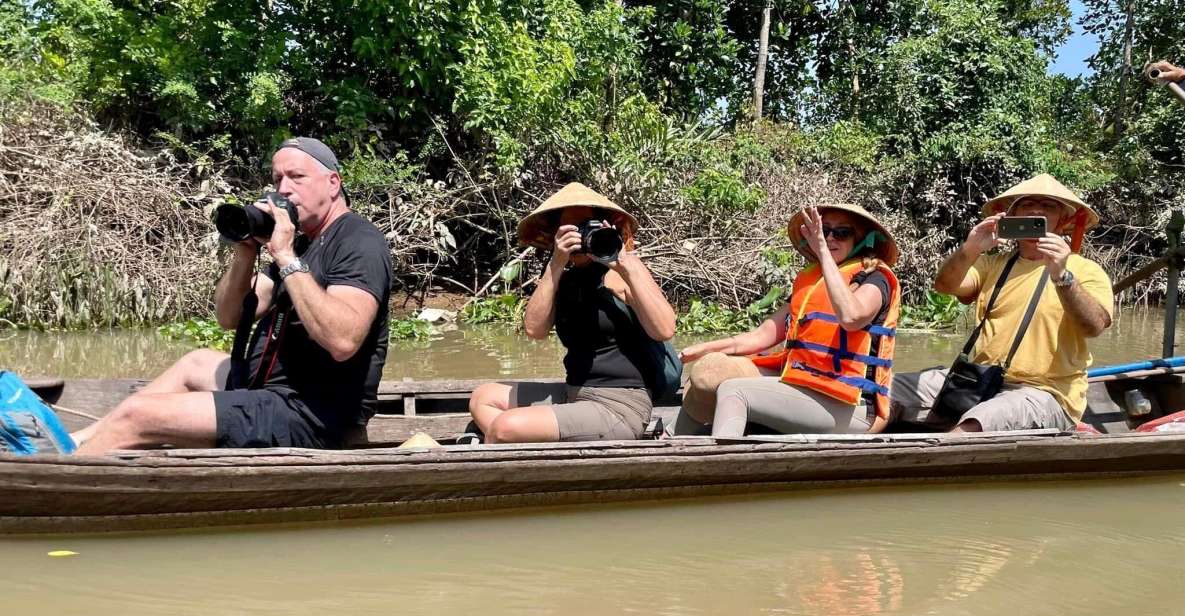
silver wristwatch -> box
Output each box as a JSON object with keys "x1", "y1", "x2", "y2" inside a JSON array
[
  {"x1": 278, "y1": 258, "x2": 309, "y2": 280},
  {"x1": 1054, "y1": 269, "x2": 1074, "y2": 288}
]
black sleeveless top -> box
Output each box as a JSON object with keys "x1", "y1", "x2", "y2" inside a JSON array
[{"x1": 554, "y1": 263, "x2": 649, "y2": 388}]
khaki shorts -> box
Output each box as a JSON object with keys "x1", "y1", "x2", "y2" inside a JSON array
[
  {"x1": 890, "y1": 368, "x2": 1075, "y2": 432},
  {"x1": 510, "y1": 382, "x2": 652, "y2": 441}
]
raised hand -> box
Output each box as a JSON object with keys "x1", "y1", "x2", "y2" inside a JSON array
[
  {"x1": 965, "y1": 213, "x2": 1006, "y2": 256},
  {"x1": 1035, "y1": 232, "x2": 1071, "y2": 280},
  {"x1": 551, "y1": 224, "x2": 582, "y2": 267},
  {"x1": 258, "y1": 196, "x2": 297, "y2": 267},
  {"x1": 800, "y1": 206, "x2": 830, "y2": 261}
]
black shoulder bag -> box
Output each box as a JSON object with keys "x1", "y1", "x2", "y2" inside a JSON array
[{"x1": 931, "y1": 252, "x2": 1050, "y2": 419}]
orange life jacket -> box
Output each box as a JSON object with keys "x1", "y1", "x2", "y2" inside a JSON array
[{"x1": 750, "y1": 259, "x2": 901, "y2": 420}]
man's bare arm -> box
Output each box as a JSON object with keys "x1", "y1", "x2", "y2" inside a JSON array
[
  {"x1": 934, "y1": 214, "x2": 1005, "y2": 301},
  {"x1": 279, "y1": 273, "x2": 378, "y2": 361},
  {"x1": 1056, "y1": 279, "x2": 1112, "y2": 337}
]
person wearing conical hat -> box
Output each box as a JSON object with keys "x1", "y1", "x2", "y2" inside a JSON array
[
  {"x1": 672, "y1": 204, "x2": 903, "y2": 437},
  {"x1": 467, "y1": 183, "x2": 676, "y2": 443},
  {"x1": 892, "y1": 173, "x2": 1114, "y2": 433}
]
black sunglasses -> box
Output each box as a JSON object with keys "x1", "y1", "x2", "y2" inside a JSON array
[{"x1": 822, "y1": 225, "x2": 856, "y2": 240}]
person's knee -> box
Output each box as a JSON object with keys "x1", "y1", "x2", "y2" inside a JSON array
[
  {"x1": 715, "y1": 379, "x2": 747, "y2": 406},
  {"x1": 181, "y1": 349, "x2": 228, "y2": 374},
  {"x1": 174, "y1": 349, "x2": 228, "y2": 388},
  {"x1": 487, "y1": 413, "x2": 535, "y2": 443},
  {"x1": 469, "y1": 383, "x2": 506, "y2": 414}
]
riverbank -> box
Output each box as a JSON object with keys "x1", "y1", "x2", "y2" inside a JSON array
[{"x1": 2, "y1": 100, "x2": 1169, "y2": 333}]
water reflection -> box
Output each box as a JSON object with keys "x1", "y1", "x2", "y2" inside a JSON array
[{"x1": 0, "y1": 306, "x2": 1181, "y2": 380}]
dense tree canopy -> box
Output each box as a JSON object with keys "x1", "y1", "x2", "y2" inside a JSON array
[{"x1": 4, "y1": 0, "x2": 1185, "y2": 325}]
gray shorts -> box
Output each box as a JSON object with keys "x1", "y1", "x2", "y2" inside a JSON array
[
  {"x1": 510, "y1": 382, "x2": 652, "y2": 441},
  {"x1": 890, "y1": 368, "x2": 1075, "y2": 432}
]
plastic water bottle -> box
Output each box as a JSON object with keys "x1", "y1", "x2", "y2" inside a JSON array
[{"x1": 1124, "y1": 389, "x2": 1153, "y2": 417}]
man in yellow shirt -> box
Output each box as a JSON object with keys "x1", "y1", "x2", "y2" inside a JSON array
[{"x1": 892, "y1": 174, "x2": 1114, "y2": 431}]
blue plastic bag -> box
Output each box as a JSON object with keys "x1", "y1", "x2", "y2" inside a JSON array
[{"x1": 0, "y1": 371, "x2": 76, "y2": 455}]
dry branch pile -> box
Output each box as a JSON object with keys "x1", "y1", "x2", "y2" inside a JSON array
[
  {"x1": 0, "y1": 102, "x2": 226, "y2": 327},
  {"x1": 3, "y1": 101, "x2": 1174, "y2": 331}
]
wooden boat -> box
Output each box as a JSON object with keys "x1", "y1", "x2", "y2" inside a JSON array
[{"x1": 4, "y1": 364, "x2": 1185, "y2": 535}]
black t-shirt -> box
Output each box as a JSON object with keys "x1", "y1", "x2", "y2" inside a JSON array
[
  {"x1": 243, "y1": 212, "x2": 392, "y2": 436},
  {"x1": 554, "y1": 263, "x2": 649, "y2": 389}
]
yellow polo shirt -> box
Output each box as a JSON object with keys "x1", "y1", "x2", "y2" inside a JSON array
[{"x1": 965, "y1": 252, "x2": 1114, "y2": 421}]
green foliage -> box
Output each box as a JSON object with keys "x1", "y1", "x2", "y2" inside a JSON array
[
  {"x1": 682, "y1": 166, "x2": 764, "y2": 213},
  {"x1": 461, "y1": 294, "x2": 525, "y2": 324},
  {"x1": 899, "y1": 291, "x2": 968, "y2": 331},
  {"x1": 389, "y1": 317, "x2": 434, "y2": 340},
  {"x1": 626, "y1": 0, "x2": 739, "y2": 119},
  {"x1": 0, "y1": 0, "x2": 78, "y2": 105},
  {"x1": 676, "y1": 287, "x2": 785, "y2": 334},
  {"x1": 157, "y1": 318, "x2": 235, "y2": 350}
]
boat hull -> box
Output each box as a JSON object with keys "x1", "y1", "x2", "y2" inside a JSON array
[{"x1": 4, "y1": 431, "x2": 1185, "y2": 534}]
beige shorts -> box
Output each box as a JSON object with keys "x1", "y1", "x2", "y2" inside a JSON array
[
  {"x1": 510, "y1": 382, "x2": 652, "y2": 441},
  {"x1": 890, "y1": 368, "x2": 1075, "y2": 431}
]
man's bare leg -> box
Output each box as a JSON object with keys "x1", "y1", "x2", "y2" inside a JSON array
[
  {"x1": 137, "y1": 349, "x2": 232, "y2": 396},
  {"x1": 74, "y1": 391, "x2": 218, "y2": 454},
  {"x1": 72, "y1": 349, "x2": 229, "y2": 447}
]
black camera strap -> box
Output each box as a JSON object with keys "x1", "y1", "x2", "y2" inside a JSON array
[{"x1": 248, "y1": 296, "x2": 292, "y2": 389}]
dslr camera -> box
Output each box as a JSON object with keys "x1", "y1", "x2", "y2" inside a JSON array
[
  {"x1": 213, "y1": 192, "x2": 299, "y2": 244},
  {"x1": 577, "y1": 220, "x2": 623, "y2": 263}
]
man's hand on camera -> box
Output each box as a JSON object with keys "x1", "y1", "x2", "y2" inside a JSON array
[{"x1": 258, "y1": 196, "x2": 298, "y2": 268}]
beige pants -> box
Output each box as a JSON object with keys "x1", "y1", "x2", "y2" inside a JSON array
[
  {"x1": 712, "y1": 377, "x2": 873, "y2": 436},
  {"x1": 890, "y1": 368, "x2": 1075, "y2": 431}
]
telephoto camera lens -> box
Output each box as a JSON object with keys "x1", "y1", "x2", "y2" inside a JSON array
[{"x1": 213, "y1": 192, "x2": 299, "y2": 243}]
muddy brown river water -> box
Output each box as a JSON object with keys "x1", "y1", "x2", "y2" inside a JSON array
[
  {"x1": 0, "y1": 306, "x2": 1178, "y2": 380},
  {"x1": 1, "y1": 307, "x2": 1183, "y2": 614}
]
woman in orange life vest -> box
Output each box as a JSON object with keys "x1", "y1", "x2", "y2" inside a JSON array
[{"x1": 675, "y1": 204, "x2": 901, "y2": 436}]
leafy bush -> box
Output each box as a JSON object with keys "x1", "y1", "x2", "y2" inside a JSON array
[
  {"x1": 899, "y1": 291, "x2": 968, "y2": 331},
  {"x1": 389, "y1": 317, "x2": 433, "y2": 340},
  {"x1": 682, "y1": 166, "x2": 765, "y2": 214},
  {"x1": 158, "y1": 318, "x2": 235, "y2": 350},
  {"x1": 461, "y1": 294, "x2": 525, "y2": 324}
]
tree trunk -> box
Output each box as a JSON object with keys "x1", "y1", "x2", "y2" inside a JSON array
[
  {"x1": 1114, "y1": 0, "x2": 1136, "y2": 138},
  {"x1": 752, "y1": 0, "x2": 772, "y2": 121}
]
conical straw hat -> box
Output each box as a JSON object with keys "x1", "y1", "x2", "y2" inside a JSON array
[
  {"x1": 982, "y1": 174, "x2": 1099, "y2": 232},
  {"x1": 786, "y1": 203, "x2": 899, "y2": 266},
  {"x1": 517, "y1": 183, "x2": 638, "y2": 249}
]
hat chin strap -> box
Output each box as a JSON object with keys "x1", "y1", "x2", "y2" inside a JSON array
[{"x1": 844, "y1": 230, "x2": 885, "y2": 261}]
